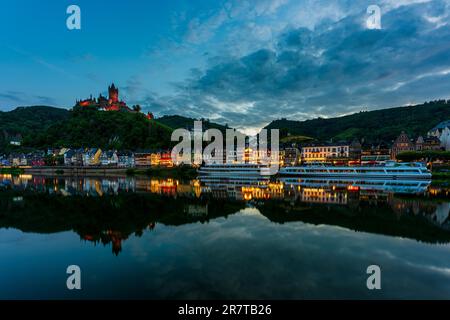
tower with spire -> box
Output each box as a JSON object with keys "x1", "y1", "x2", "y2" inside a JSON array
[
  {"x1": 108, "y1": 83, "x2": 119, "y2": 104},
  {"x1": 76, "y1": 83, "x2": 152, "y2": 115}
]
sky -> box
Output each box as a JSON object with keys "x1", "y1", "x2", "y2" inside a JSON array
[{"x1": 0, "y1": 0, "x2": 449, "y2": 134}]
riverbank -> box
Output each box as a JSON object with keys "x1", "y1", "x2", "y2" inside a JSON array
[
  {"x1": 430, "y1": 172, "x2": 450, "y2": 188},
  {"x1": 18, "y1": 165, "x2": 198, "y2": 179},
  {"x1": 23, "y1": 166, "x2": 129, "y2": 177},
  {"x1": 0, "y1": 167, "x2": 24, "y2": 175}
]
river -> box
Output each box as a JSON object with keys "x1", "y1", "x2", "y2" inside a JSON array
[{"x1": 0, "y1": 174, "x2": 449, "y2": 299}]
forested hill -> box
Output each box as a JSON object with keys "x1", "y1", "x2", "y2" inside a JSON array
[
  {"x1": 0, "y1": 106, "x2": 174, "y2": 151},
  {"x1": 265, "y1": 100, "x2": 450, "y2": 143},
  {"x1": 26, "y1": 108, "x2": 173, "y2": 150},
  {"x1": 156, "y1": 115, "x2": 229, "y2": 132},
  {"x1": 2, "y1": 99, "x2": 450, "y2": 152},
  {"x1": 0, "y1": 106, "x2": 70, "y2": 151}
]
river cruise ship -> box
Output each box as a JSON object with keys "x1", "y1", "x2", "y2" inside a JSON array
[
  {"x1": 198, "y1": 163, "x2": 273, "y2": 180},
  {"x1": 279, "y1": 161, "x2": 431, "y2": 180}
]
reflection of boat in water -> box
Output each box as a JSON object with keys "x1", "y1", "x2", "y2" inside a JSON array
[
  {"x1": 198, "y1": 163, "x2": 272, "y2": 185},
  {"x1": 279, "y1": 161, "x2": 432, "y2": 180},
  {"x1": 198, "y1": 168, "x2": 276, "y2": 200},
  {"x1": 280, "y1": 177, "x2": 431, "y2": 194}
]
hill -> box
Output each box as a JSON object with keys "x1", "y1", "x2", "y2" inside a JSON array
[
  {"x1": 0, "y1": 106, "x2": 70, "y2": 152},
  {"x1": 265, "y1": 100, "x2": 450, "y2": 144},
  {"x1": 157, "y1": 115, "x2": 229, "y2": 132},
  {"x1": 25, "y1": 107, "x2": 173, "y2": 150}
]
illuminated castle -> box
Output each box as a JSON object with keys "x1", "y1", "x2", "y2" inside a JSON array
[
  {"x1": 108, "y1": 83, "x2": 119, "y2": 104},
  {"x1": 76, "y1": 83, "x2": 130, "y2": 112},
  {"x1": 75, "y1": 83, "x2": 154, "y2": 119}
]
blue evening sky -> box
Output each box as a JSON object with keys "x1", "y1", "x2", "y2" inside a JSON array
[{"x1": 0, "y1": 0, "x2": 449, "y2": 133}]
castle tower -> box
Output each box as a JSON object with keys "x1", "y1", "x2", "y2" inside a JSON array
[{"x1": 108, "y1": 83, "x2": 119, "y2": 104}]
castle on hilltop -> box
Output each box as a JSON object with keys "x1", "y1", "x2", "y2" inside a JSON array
[
  {"x1": 76, "y1": 83, "x2": 131, "y2": 112},
  {"x1": 75, "y1": 83, "x2": 154, "y2": 119}
]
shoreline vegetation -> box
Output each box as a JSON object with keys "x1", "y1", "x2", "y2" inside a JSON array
[{"x1": 0, "y1": 167, "x2": 24, "y2": 175}]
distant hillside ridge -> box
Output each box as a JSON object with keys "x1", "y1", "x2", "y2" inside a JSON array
[
  {"x1": 156, "y1": 115, "x2": 229, "y2": 132},
  {"x1": 25, "y1": 107, "x2": 174, "y2": 150},
  {"x1": 264, "y1": 100, "x2": 450, "y2": 144},
  {"x1": 0, "y1": 106, "x2": 70, "y2": 152}
]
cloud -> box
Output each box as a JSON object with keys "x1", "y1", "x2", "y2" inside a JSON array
[
  {"x1": 7, "y1": 46, "x2": 81, "y2": 81},
  {"x1": 183, "y1": 0, "x2": 290, "y2": 46},
  {"x1": 0, "y1": 91, "x2": 57, "y2": 107},
  {"x1": 122, "y1": 75, "x2": 144, "y2": 99},
  {"x1": 0, "y1": 91, "x2": 24, "y2": 103},
  {"x1": 143, "y1": 0, "x2": 450, "y2": 131},
  {"x1": 34, "y1": 95, "x2": 57, "y2": 106}
]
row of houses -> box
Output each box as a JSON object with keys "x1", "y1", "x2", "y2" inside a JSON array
[
  {"x1": 390, "y1": 132, "x2": 442, "y2": 159},
  {"x1": 0, "y1": 152, "x2": 46, "y2": 167},
  {"x1": 63, "y1": 149, "x2": 173, "y2": 167},
  {"x1": 281, "y1": 120, "x2": 450, "y2": 165},
  {"x1": 0, "y1": 149, "x2": 174, "y2": 168}
]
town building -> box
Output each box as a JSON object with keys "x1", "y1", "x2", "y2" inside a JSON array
[
  {"x1": 134, "y1": 152, "x2": 153, "y2": 167},
  {"x1": 391, "y1": 131, "x2": 415, "y2": 159},
  {"x1": 100, "y1": 151, "x2": 119, "y2": 166},
  {"x1": 64, "y1": 149, "x2": 84, "y2": 166},
  {"x1": 283, "y1": 147, "x2": 300, "y2": 166},
  {"x1": 301, "y1": 143, "x2": 350, "y2": 163},
  {"x1": 83, "y1": 148, "x2": 102, "y2": 166},
  {"x1": 26, "y1": 151, "x2": 46, "y2": 167},
  {"x1": 64, "y1": 150, "x2": 75, "y2": 166},
  {"x1": 159, "y1": 151, "x2": 174, "y2": 167},
  {"x1": 415, "y1": 136, "x2": 442, "y2": 151},
  {"x1": 349, "y1": 140, "x2": 362, "y2": 161},
  {"x1": 9, "y1": 153, "x2": 27, "y2": 166},
  {"x1": 117, "y1": 151, "x2": 135, "y2": 168},
  {"x1": 9, "y1": 134, "x2": 22, "y2": 146},
  {"x1": 361, "y1": 141, "x2": 391, "y2": 164},
  {"x1": 428, "y1": 120, "x2": 450, "y2": 151}
]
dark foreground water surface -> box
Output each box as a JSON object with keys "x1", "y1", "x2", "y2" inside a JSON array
[{"x1": 0, "y1": 174, "x2": 449, "y2": 299}]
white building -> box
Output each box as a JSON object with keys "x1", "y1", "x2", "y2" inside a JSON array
[
  {"x1": 428, "y1": 120, "x2": 450, "y2": 151},
  {"x1": 301, "y1": 144, "x2": 350, "y2": 163},
  {"x1": 100, "y1": 150, "x2": 119, "y2": 166}
]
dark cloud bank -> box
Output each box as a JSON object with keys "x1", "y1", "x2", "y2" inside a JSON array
[{"x1": 142, "y1": 1, "x2": 450, "y2": 131}]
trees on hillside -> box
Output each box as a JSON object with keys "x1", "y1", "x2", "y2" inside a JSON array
[{"x1": 396, "y1": 151, "x2": 450, "y2": 162}]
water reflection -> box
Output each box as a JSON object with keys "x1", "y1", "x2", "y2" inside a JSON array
[{"x1": 0, "y1": 174, "x2": 449, "y2": 256}]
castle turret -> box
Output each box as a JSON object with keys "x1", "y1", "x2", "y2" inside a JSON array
[{"x1": 108, "y1": 83, "x2": 119, "y2": 104}]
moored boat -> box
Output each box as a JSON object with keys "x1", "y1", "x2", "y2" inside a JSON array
[
  {"x1": 279, "y1": 161, "x2": 432, "y2": 180},
  {"x1": 198, "y1": 163, "x2": 273, "y2": 179}
]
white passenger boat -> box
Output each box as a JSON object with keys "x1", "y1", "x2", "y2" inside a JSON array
[
  {"x1": 279, "y1": 177, "x2": 431, "y2": 194},
  {"x1": 279, "y1": 161, "x2": 432, "y2": 180}
]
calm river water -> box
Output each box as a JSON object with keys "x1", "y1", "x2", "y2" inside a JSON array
[{"x1": 0, "y1": 174, "x2": 449, "y2": 299}]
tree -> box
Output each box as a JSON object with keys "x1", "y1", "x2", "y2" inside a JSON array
[
  {"x1": 132, "y1": 105, "x2": 142, "y2": 112},
  {"x1": 396, "y1": 151, "x2": 450, "y2": 162}
]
